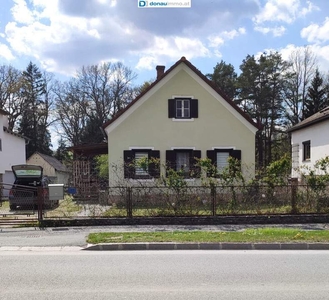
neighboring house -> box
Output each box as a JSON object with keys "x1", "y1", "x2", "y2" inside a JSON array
[
  {"x1": 287, "y1": 106, "x2": 329, "y2": 179},
  {"x1": 103, "y1": 57, "x2": 260, "y2": 185},
  {"x1": 0, "y1": 109, "x2": 27, "y2": 196},
  {"x1": 27, "y1": 152, "x2": 70, "y2": 185}
]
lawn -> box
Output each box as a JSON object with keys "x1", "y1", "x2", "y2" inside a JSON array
[{"x1": 87, "y1": 228, "x2": 329, "y2": 244}]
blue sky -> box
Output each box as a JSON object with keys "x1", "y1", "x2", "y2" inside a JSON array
[{"x1": 0, "y1": 0, "x2": 329, "y2": 85}]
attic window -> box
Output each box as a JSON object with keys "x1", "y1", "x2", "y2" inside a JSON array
[{"x1": 168, "y1": 98, "x2": 198, "y2": 119}]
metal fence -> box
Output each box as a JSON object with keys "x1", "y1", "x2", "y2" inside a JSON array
[
  {"x1": 38, "y1": 184, "x2": 329, "y2": 219},
  {"x1": 2, "y1": 182, "x2": 329, "y2": 224}
]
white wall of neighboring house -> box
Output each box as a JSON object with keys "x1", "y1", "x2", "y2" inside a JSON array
[
  {"x1": 0, "y1": 114, "x2": 26, "y2": 197},
  {"x1": 291, "y1": 120, "x2": 329, "y2": 179}
]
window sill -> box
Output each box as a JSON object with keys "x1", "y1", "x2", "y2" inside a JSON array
[
  {"x1": 302, "y1": 159, "x2": 311, "y2": 162},
  {"x1": 172, "y1": 118, "x2": 195, "y2": 122},
  {"x1": 128, "y1": 178, "x2": 155, "y2": 183}
]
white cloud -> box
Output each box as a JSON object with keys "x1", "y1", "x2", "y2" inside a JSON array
[
  {"x1": 254, "y1": 0, "x2": 318, "y2": 24},
  {"x1": 301, "y1": 17, "x2": 329, "y2": 43},
  {"x1": 254, "y1": 25, "x2": 286, "y2": 36},
  {"x1": 0, "y1": 44, "x2": 15, "y2": 60},
  {"x1": 135, "y1": 36, "x2": 210, "y2": 70},
  {"x1": 278, "y1": 44, "x2": 329, "y2": 73},
  {"x1": 11, "y1": 0, "x2": 35, "y2": 24},
  {"x1": 208, "y1": 28, "x2": 246, "y2": 48}
]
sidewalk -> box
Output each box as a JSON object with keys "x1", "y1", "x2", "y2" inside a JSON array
[{"x1": 1, "y1": 224, "x2": 329, "y2": 250}]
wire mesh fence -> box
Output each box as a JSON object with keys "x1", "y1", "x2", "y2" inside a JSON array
[
  {"x1": 3, "y1": 180, "x2": 329, "y2": 221},
  {"x1": 39, "y1": 184, "x2": 329, "y2": 219}
]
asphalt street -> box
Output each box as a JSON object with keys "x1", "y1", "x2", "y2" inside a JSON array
[{"x1": 1, "y1": 250, "x2": 329, "y2": 300}]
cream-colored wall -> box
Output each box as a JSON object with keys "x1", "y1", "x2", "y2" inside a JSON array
[
  {"x1": 106, "y1": 68, "x2": 256, "y2": 184},
  {"x1": 27, "y1": 154, "x2": 56, "y2": 177},
  {"x1": 27, "y1": 154, "x2": 70, "y2": 184}
]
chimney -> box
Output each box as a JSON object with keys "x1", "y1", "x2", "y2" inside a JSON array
[{"x1": 156, "y1": 65, "x2": 165, "y2": 80}]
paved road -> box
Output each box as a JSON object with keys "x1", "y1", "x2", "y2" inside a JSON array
[
  {"x1": 1, "y1": 224, "x2": 329, "y2": 248},
  {"x1": 1, "y1": 250, "x2": 329, "y2": 300}
]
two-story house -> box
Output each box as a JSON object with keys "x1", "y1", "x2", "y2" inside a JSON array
[{"x1": 103, "y1": 57, "x2": 260, "y2": 185}]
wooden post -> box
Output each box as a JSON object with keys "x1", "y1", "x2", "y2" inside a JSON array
[
  {"x1": 211, "y1": 185, "x2": 216, "y2": 216},
  {"x1": 126, "y1": 187, "x2": 132, "y2": 218},
  {"x1": 290, "y1": 178, "x2": 298, "y2": 214},
  {"x1": 37, "y1": 186, "x2": 44, "y2": 226}
]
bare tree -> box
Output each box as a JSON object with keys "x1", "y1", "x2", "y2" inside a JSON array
[
  {"x1": 54, "y1": 79, "x2": 88, "y2": 146},
  {"x1": 283, "y1": 46, "x2": 317, "y2": 125},
  {"x1": 55, "y1": 62, "x2": 137, "y2": 146},
  {"x1": 0, "y1": 65, "x2": 24, "y2": 130}
]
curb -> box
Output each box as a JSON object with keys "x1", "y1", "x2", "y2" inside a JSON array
[{"x1": 83, "y1": 242, "x2": 329, "y2": 251}]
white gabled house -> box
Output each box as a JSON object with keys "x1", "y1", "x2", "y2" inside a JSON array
[
  {"x1": 0, "y1": 109, "x2": 27, "y2": 196},
  {"x1": 287, "y1": 106, "x2": 329, "y2": 179},
  {"x1": 103, "y1": 57, "x2": 260, "y2": 185}
]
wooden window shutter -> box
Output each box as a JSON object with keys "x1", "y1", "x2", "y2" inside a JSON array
[
  {"x1": 166, "y1": 150, "x2": 176, "y2": 175},
  {"x1": 206, "y1": 150, "x2": 216, "y2": 177},
  {"x1": 168, "y1": 99, "x2": 175, "y2": 118},
  {"x1": 230, "y1": 150, "x2": 242, "y2": 173},
  {"x1": 192, "y1": 150, "x2": 201, "y2": 178},
  {"x1": 190, "y1": 99, "x2": 198, "y2": 118},
  {"x1": 123, "y1": 150, "x2": 134, "y2": 179},
  {"x1": 149, "y1": 150, "x2": 160, "y2": 178},
  {"x1": 231, "y1": 150, "x2": 241, "y2": 161}
]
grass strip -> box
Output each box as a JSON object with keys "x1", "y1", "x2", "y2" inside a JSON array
[{"x1": 87, "y1": 228, "x2": 329, "y2": 244}]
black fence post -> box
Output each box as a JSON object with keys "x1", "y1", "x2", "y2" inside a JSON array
[
  {"x1": 211, "y1": 185, "x2": 216, "y2": 216},
  {"x1": 126, "y1": 187, "x2": 133, "y2": 218},
  {"x1": 37, "y1": 186, "x2": 44, "y2": 226},
  {"x1": 290, "y1": 178, "x2": 298, "y2": 214}
]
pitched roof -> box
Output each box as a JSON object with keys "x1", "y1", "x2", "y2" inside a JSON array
[
  {"x1": 287, "y1": 106, "x2": 329, "y2": 133},
  {"x1": 102, "y1": 56, "x2": 261, "y2": 130},
  {"x1": 30, "y1": 152, "x2": 69, "y2": 172},
  {"x1": 3, "y1": 126, "x2": 29, "y2": 140}
]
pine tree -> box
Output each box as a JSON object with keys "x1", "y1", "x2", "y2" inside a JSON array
[
  {"x1": 304, "y1": 69, "x2": 326, "y2": 119},
  {"x1": 207, "y1": 60, "x2": 237, "y2": 99},
  {"x1": 19, "y1": 62, "x2": 52, "y2": 158}
]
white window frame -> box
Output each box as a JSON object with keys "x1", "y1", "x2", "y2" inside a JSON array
[
  {"x1": 176, "y1": 99, "x2": 190, "y2": 119},
  {"x1": 171, "y1": 95, "x2": 195, "y2": 122},
  {"x1": 128, "y1": 147, "x2": 156, "y2": 182}
]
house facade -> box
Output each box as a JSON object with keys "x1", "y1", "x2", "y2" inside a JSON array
[
  {"x1": 288, "y1": 107, "x2": 329, "y2": 179},
  {"x1": 0, "y1": 109, "x2": 26, "y2": 196},
  {"x1": 27, "y1": 152, "x2": 70, "y2": 185},
  {"x1": 103, "y1": 57, "x2": 260, "y2": 185}
]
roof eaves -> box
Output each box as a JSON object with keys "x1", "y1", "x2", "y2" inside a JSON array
[
  {"x1": 287, "y1": 108, "x2": 329, "y2": 133},
  {"x1": 3, "y1": 126, "x2": 30, "y2": 140}
]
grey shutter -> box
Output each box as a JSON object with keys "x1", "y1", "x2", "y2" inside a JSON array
[
  {"x1": 190, "y1": 99, "x2": 198, "y2": 118},
  {"x1": 149, "y1": 150, "x2": 160, "y2": 178},
  {"x1": 206, "y1": 150, "x2": 216, "y2": 177},
  {"x1": 168, "y1": 99, "x2": 175, "y2": 118},
  {"x1": 123, "y1": 150, "x2": 134, "y2": 179}
]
